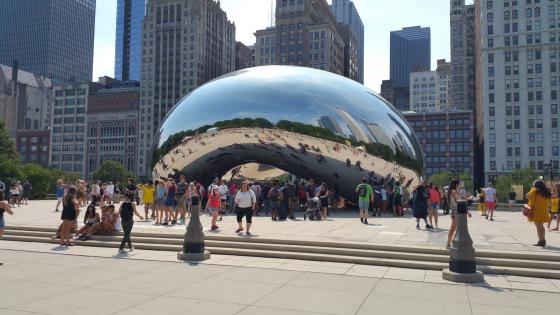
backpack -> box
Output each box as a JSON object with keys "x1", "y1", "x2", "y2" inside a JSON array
[
  {"x1": 395, "y1": 186, "x2": 402, "y2": 197},
  {"x1": 358, "y1": 184, "x2": 368, "y2": 197},
  {"x1": 286, "y1": 184, "x2": 296, "y2": 198}
]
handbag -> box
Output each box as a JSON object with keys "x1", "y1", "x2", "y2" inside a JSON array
[{"x1": 522, "y1": 204, "x2": 534, "y2": 218}]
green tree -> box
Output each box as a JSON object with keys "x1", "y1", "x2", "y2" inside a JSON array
[
  {"x1": 21, "y1": 163, "x2": 53, "y2": 199},
  {"x1": 0, "y1": 159, "x2": 24, "y2": 185},
  {"x1": 495, "y1": 168, "x2": 536, "y2": 202},
  {"x1": 92, "y1": 160, "x2": 135, "y2": 184},
  {"x1": 0, "y1": 121, "x2": 18, "y2": 161},
  {"x1": 428, "y1": 171, "x2": 473, "y2": 193}
]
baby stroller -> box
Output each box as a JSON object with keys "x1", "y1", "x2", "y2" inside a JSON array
[{"x1": 304, "y1": 197, "x2": 321, "y2": 220}]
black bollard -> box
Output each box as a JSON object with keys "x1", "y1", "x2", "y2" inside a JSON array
[
  {"x1": 442, "y1": 200, "x2": 484, "y2": 283},
  {"x1": 177, "y1": 205, "x2": 211, "y2": 261}
]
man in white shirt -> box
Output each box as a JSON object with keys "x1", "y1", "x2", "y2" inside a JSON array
[
  {"x1": 250, "y1": 182, "x2": 261, "y2": 213},
  {"x1": 106, "y1": 182, "x2": 115, "y2": 203},
  {"x1": 91, "y1": 181, "x2": 101, "y2": 206},
  {"x1": 484, "y1": 183, "x2": 497, "y2": 221}
]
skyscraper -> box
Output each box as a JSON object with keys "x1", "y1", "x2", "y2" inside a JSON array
[
  {"x1": 115, "y1": 0, "x2": 146, "y2": 81},
  {"x1": 253, "y1": 0, "x2": 349, "y2": 80},
  {"x1": 137, "y1": 0, "x2": 235, "y2": 176},
  {"x1": 390, "y1": 26, "x2": 431, "y2": 88},
  {"x1": 450, "y1": 0, "x2": 476, "y2": 111},
  {"x1": 0, "y1": 0, "x2": 96, "y2": 82},
  {"x1": 330, "y1": 0, "x2": 365, "y2": 83}
]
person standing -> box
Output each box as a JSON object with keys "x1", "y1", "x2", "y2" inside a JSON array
[
  {"x1": 413, "y1": 180, "x2": 432, "y2": 230},
  {"x1": 54, "y1": 180, "x2": 65, "y2": 212},
  {"x1": 118, "y1": 193, "x2": 144, "y2": 253},
  {"x1": 235, "y1": 182, "x2": 256, "y2": 235},
  {"x1": 250, "y1": 182, "x2": 261, "y2": 214},
  {"x1": 155, "y1": 180, "x2": 166, "y2": 224},
  {"x1": 22, "y1": 180, "x2": 32, "y2": 205},
  {"x1": 428, "y1": 183, "x2": 440, "y2": 230},
  {"x1": 446, "y1": 180, "x2": 472, "y2": 248},
  {"x1": 356, "y1": 178, "x2": 373, "y2": 224},
  {"x1": 175, "y1": 175, "x2": 188, "y2": 224},
  {"x1": 106, "y1": 182, "x2": 115, "y2": 204},
  {"x1": 163, "y1": 179, "x2": 176, "y2": 225},
  {"x1": 142, "y1": 180, "x2": 155, "y2": 221},
  {"x1": 317, "y1": 183, "x2": 329, "y2": 220},
  {"x1": 268, "y1": 181, "x2": 281, "y2": 221},
  {"x1": 60, "y1": 186, "x2": 79, "y2": 246},
  {"x1": 9, "y1": 182, "x2": 20, "y2": 207},
  {"x1": 508, "y1": 188, "x2": 517, "y2": 210},
  {"x1": 90, "y1": 181, "x2": 101, "y2": 206},
  {"x1": 393, "y1": 182, "x2": 404, "y2": 216},
  {"x1": 0, "y1": 190, "x2": 14, "y2": 266},
  {"x1": 526, "y1": 180, "x2": 552, "y2": 247},
  {"x1": 206, "y1": 185, "x2": 222, "y2": 230},
  {"x1": 484, "y1": 183, "x2": 498, "y2": 221},
  {"x1": 218, "y1": 179, "x2": 229, "y2": 221},
  {"x1": 126, "y1": 178, "x2": 138, "y2": 204},
  {"x1": 477, "y1": 188, "x2": 487, "y2": 217},
  {"x1": 286, "y1": 181, "x2": 297, "y2": 220},
  {"x1": 548, "y1": 187, "x2": 559, "y2": 231}
]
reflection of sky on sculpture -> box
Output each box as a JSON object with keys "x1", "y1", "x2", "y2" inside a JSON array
[{"x1": 157, "y1": 66, "x2": 422, "y2": 165}]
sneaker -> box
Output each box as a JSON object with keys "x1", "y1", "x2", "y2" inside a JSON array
[
  {"x1": 118, "y1": 248, "x2": 126, "y2": 253},
  {"x1": 485, "y1": 214, "x2": 488, "y2": 220},
  {"x1": 171, "y1": 220, "x2": 177, "y2": 225},
  {"x1": 426, "y1": 224, "x2": 433, "y2": 229},
  {"x1": 235, "y1": 228, "x2": 243, "y2": 233},
  {"x1": 364, "y1": 219, "x2": 368, "y2": 225},
  {"x1": 161, "y1": 221, "x2": 168, "y2": 226},
  {"x1": 360, "y1": 217, "x2": 364, "y2": 223},
  {"x1": 179, "y1": 218, "x2": 185, "y2": 225},
  {"x1": 490, "y1": 218, "x2": 495, "y2": 221},
  {"x1": 416, "y1": 224, "x2": 420, "y2": 229},
  {"x1": 246, "y1": 231, "x2": 252, "y2": 236},
  {"x1": 129, "y1": 247, "x2": 135, "y2": 252}
]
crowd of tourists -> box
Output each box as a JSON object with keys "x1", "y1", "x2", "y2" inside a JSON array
[{"x1": 2, "y1": 172, "x2": 560, "y2": 256}]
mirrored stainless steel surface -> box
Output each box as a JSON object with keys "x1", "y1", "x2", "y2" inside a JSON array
[{"x1": 152, "y1": 66, "x2": 424, "y2": 200}]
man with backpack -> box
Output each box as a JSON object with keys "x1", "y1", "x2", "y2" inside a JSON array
[
  {"x1": 286, "y1": 181, "x2": 298, "y2": 220},
  {"x1": 356, "y1": 178, "x2": 374, "y2": 224},
  {"x1": 268, "y1": 181, "x2": 281, "y2": 221},
  {"x1": 393, "y1": 181, "x2": 404, "y2": 216}
]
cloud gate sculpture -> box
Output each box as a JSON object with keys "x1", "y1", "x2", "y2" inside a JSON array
[{"x1": 152, "y1": 66, "x2": 424, "y2": 201}]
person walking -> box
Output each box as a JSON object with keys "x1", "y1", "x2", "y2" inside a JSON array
[
  {"x1": 0, "y1": 190, "x2": 14, "y2": 266},
  {"x1": 356, "y1": 178, "x2": 373, "y2": 224},
  {"x1": 428, "y1": 182, "x2": 440, "y2": 229},
  {"x1": 118, "y1": 193, "x2": 144, "y2": 253},
  {"x1": 413, "y1": 180, "x2": 432, "y2": 230},
  {"x1": 235, "y1": 182, "x2": 256, "y2": 235},
  {"x1": 206, "y1": 185, "x2": 222, "y2": 231},
  {"x1": 526, "y1": 180, "x2": 552, "y2": 247},
  {"x1": 484, "y1": 183, "x2": 498, "y2": 221},
  {"x1": 60, "y1": 186, "x2": 79, "y2": 246},
  {"x1": 508, "y1": 188, "x2": 517, "y2": 210},
  {"x1": 477, "y1": 188, "x2": 487, "y2": 217}
]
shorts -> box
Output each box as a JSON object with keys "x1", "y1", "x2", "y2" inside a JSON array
[
  {"x1": 177, "y1": 195, "x2": 187, "y2": 209},
  {"x1": 430, "y1": 204, "x2": 438, "y2": 210},
  {"x1": 486, "y1": 201, "x2": 497, "y2": 210},
  {"x1": 508, "y1": 200, "x2": 516, "y2": 205},
  {"x1": 57, "y1": 196, "x2": 63, "y2": 202},
  {"x1": 156, "y1": 198, "x2": 165, "y2": 206},
  {"x1": 236, "y1": 206, "x2": 253, "y2": 223},
  {"x1": 0, "y1": 216, "x2": 5, "y2": 229},
  {"x1": 209, "y1": 207, "x2": 220, "y2": 215},
  {"x1": 358, "y1": 200, "x2": 369, "y2": 210},
  {"x1": 268, "y1": 201, "x2": 278, "y2": 210}
]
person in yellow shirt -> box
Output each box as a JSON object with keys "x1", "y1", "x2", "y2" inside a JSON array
[
  {"x1": 526, "y1": 180, "x2": 551, "y2": 247},
  {"x1": 142, "y1": 180, "x2": 156, "y2": 221},
  {"x1": 477, "y1": 188, "x2": 486, "y2": 216},
  {"x1": 549, "y1": 185, "x2": 559, "y2": 231}
]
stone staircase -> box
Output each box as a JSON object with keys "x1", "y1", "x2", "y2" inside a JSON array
[{"x1": 3, "y1": 225, "x2": 560, "y2": 279}]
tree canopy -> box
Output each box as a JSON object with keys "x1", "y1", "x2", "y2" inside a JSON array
[{"x1": 92, "y1": 160, "x2": 136, "y2": 185}]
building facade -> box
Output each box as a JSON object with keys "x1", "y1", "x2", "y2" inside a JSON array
[
  {"x1": 86, "y1": 83, "x2": 140, "y2": 178},
  {"x1": 409, "y1": 59, "x2": 451, "y2": 112},
  {"x1": 390, "y1": 26, "x2": 431, "y2": 88},
  {"x1": 235, "y1": 42, "x2": 255, "y2": 70},
  {"x1": 50, "y1": 82, "x2": 101, "y2": 175},
  {"x1": 337, "y1": 23, "x2": 360, "y2": 82},
  {"x1": 404, "y1": 111, "x2": 474, "y2": 179},
  {"x1": 450, "y1": 0, "x2": 477, "y2": 111},
  {"x1": 115, "y1": 0, "x2": 146, "y2": 81},
  {"x1": 15, "y1": 130, "x2": 50, "y2": 167},
  {"x1": 331, "y1": 0, "x2": 365, "y2": 83},
  {"x1": 0, "y1": 0, "x2": 96, "y2": 82},
  {"x1": 479, "y1": 0, "x2": 560, "y2": 182},
  {"x1": 253, "y1": 0, "x2": 347, "y2": 79},
  {"x1": 0, "y1": 63, "x2": 53, "y2": 135},
  {"x1": 137, "y1": 0, "x2": 236, "y2": 176}
]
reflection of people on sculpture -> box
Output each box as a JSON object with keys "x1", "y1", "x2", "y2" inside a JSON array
[
  {"x1": 346, "y1": 158, "x2": 351, "y2": 167},
  {"x1": 316, "y1": 153, "x2": 326, "y2": 163}
]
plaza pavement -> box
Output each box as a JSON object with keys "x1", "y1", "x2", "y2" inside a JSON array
[
  {"x1": 2, "y1": 244, "x2": 560, "y2": 314},
  {"x1": 5, "y1": 200, "x2": 560, "y2": 254}
]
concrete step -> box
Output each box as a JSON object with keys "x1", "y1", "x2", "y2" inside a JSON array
[{"x1": 4, "y1": 234, "x2": 560, "y2": 279}]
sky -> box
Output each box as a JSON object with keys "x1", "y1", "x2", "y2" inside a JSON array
[{"x1": 93, "y1": 0, "x2": 452, "y2": 92}]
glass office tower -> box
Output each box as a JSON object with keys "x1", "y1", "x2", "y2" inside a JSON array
[
  {"x1": 0, "y1": 0, "x2": 96, "y2": 82},
  {"x1": 115, "y1": 0, "x2": 146, "y2": 81}
]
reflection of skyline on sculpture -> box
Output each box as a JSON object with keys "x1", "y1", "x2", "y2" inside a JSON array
[{"x1": 152, "y1": 66, "x2": 424, "y2": 200}]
